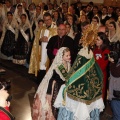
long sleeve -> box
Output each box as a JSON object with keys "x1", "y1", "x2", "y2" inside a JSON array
[
  {"x1": 94, "y1": 48, "x2": 110, "y2": 71},
  {"x1": 47, "y1": 37, "x2": 55, "y2": 61},
  {"x1": 47, "y1": 70, "x2": 65, "y2": 94},
  {"x1": 47, "y1": 70, "x2": 56, "y2": 95}
]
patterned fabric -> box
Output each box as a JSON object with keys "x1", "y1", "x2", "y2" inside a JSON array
[
  {"x1": 32, "y1": 47, "x2": 71, "y2": 120},
  {"x1": 57, "y1": 107, "x2": 100, "y2": 120},
  {"x1": 63, "y1": 54, "x2": 103, "y2": 105},
  {"x1": 1, "y1": 30, "x2": 15, "y2": 57},
  {"x1": 90, "y1": 109, "x2": 100, "y2": 120},
  {"x1": 28, "y1": 22, "x2": 57, "y2": 76},
  {"x1": 57, "y1": 107, "x2": 73, "y2": 120}
]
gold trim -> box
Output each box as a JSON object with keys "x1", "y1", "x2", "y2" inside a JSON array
[
  {"x1": 68, "y1": 57, "x2": 95, "y2": 87},
  {"x1": 67, "y1": 93, "x2": 102, "y2": 105}
]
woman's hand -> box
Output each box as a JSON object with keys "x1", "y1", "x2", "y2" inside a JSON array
[{"x1": 108, "y1": 57, "x2": 114, "y2": 63}]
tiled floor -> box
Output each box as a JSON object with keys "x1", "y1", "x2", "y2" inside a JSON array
[{"x1": 0, "y1": 59, "x2": 113, "y2": 120}]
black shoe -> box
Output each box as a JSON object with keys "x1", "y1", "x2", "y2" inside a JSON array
[{"x1": 37, "y1": 70, "x2": 46, "y2": 84}]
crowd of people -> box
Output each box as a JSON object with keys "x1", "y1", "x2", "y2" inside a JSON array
[{"x1": 0, "y1": 0, "x2": 120, "y2": 120}]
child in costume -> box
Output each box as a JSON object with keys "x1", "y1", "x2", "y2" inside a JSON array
[
  {"x1": 54, "y1": 24, "x2": 105, "y2": 120},
  {"x1": 32, "y1": 47, "x2": 71, "y2": 120}
]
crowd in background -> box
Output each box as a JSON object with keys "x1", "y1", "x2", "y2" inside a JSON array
[{"x1": 0, "y1": 0, "x2": 120, "y2": 119}]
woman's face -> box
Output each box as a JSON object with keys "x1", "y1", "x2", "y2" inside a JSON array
[
  {"x1": 80, "y1": 15, "x2": 86, "y2": 22},
  {"x1": 38, "y1": 21, "x2": 43, "y2": 28},
  {"x1": 66, "y1": 25, "x2": 71, "y2": 33},
  {"x1": 17, "y1": 6, "x2": 22, "y2": 13},
  {"x1": 21, "y1": 15, "x2": 26, "y2": 24},
  {"x1": 53, "y1": 12, "x2": 58, "y2": 19},
  {"x1": 36, "y1": 6, "x2": 41, "y2": 14},
  {"x1": 62, "y1": 51, "x2": 71, "y2": 62},
  {"x1": 92, "y1": 18, "x2": 98, "y2": 25},
  {"x1": 67, "y1": 16, "x2": 73, "y2": 25},
  {"x1": 95, "y1": 36, "x2": 103, "y2": 48},
  {"x1": 108, "y1": 23, "x2": 116, "y2": 31},
  {"x1": 7, "y1": 14, "x2": 13, "y2": 21}
]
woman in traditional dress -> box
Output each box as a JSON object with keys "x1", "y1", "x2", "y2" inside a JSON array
[
  {"x1": 13, "y1": 14, "x2": 32, "y2": 65},
  {"x1": 54, "y1": 24, "x2": 105, "y2": 120},
  {"x1": 91, "y1": 16, "x2": 101, "y2": 28},
  {"x1": 65, "y1": 23, "x2": 74, "y2": 39},
  {"x1": 108, "y1": 21, "x2": 120, "y2": 42},
  {"x1": 32, "y1": 47, "x2": 71, "y2": 120},
  {"x1": 14, "y1": 4, "x2": 27, "y2": 24},
  {"x1": 0, "y1": 12, "x2": 18, "y2": 59}
]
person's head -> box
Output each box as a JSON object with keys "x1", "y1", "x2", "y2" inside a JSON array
[
  {"x1": 91, "y1": 16, "x2": 100, "y2": 26},
  {"x1": 68, "y1": 6, "x2": 74, "y2": 14},
  {"x1": 115, "y1": 7, "x2": 120, "y2": 15},
  {"x1": 20, "y1": 14, "x2": 27, "y2": 24},
  {"x1": 86, "y1": 5, "x2": 91, "y2": 13},
  {"x1": 62, "y1": 7, "x2": 68, "y2": 13},
  {"x1": 108, "y1": 21, "x2": 116, "y2": 32},
  {"x1": 88, "y1": 1, "x2": 94, "y2": 7},
  {"x1": 22, "y1": 1, "x2": 27, "y2": 9},
  {"x1": 108, "y1": 6, "x2": 114, "y2": 14},
  {"x1": 17, "y1": 4, "x2": 23, "y2": 13},
  {"x1": 81, "y1": 21, "x2": 90, "y2": 32},
  {"x1": 28, "y1": 3, "x2": 36, "y2": 11},
  {"x1": 7, "y1": 11, "x2": 13, "y2": 21},
  {"x1": 98, "y1": 26, "x2": 106, "y2": 33},
  {"x1": 67, "y1": 14, "x2": 73, "y2": 25},
  {"x1": 5, "y1": 0, "x2": 11, "y2": 8},
  {"x1": 95, "y1": 32, "x2": 109, "y2": 51},
  {"x1": 53, "y1": 10, "x2": 59, "y2": 19},
  {"x1": 62, "y1": 47, "x2": 71, "y2": 62},
  {"x1": 57, "y1": 24, "x2": 67, "y2": 37},
  {"x1": 38, "y1": 19, "x2": 44, "y2": 28},
  {"x1": 65, "y1": 23, "x2": 71, "y2": 34},
  {"x1": 48, "y1": 3, "x2": 53, "y2": 10},
  {"x1": 92, "y1": 6, "x2": 98, "y2": 15},
  {"x1": 79, "y1": 14, "x2": 87, "y2": 23},
  {"x1": 61, "y1": 2, "x2": 66, "y2": 9},
  {"x1": 77, "y1": 2, "x2": 82, "y2": 8},
  {"x1": 36, "y1": 5, "x2": 41, "y2": 14},
  {"x1": 99, "y1": 4, "x2": 104, "y2": 11},
  {"x1": 43, "y1": 12, "x2": 52, "y2": 27},
  {"x1": 102, "y1": 6, "x2": 108, "y2": 15},
  {"x1": 16, "y1": 0, "x2": 20, "y2": 4}
]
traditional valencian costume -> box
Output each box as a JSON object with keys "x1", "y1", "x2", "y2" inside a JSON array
[
  {"x1": 32, "y1": 47, "x2": 71, "y2": 120},
  {"x1": 13, "y1": 14, "x2": 32, "y2": 65},
  {"x1": 0, "y1": 12, "x2": 18, "y2": 58},
  {"x1": 54, "y1": 24, "x2": 105, "y2": 120}
]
